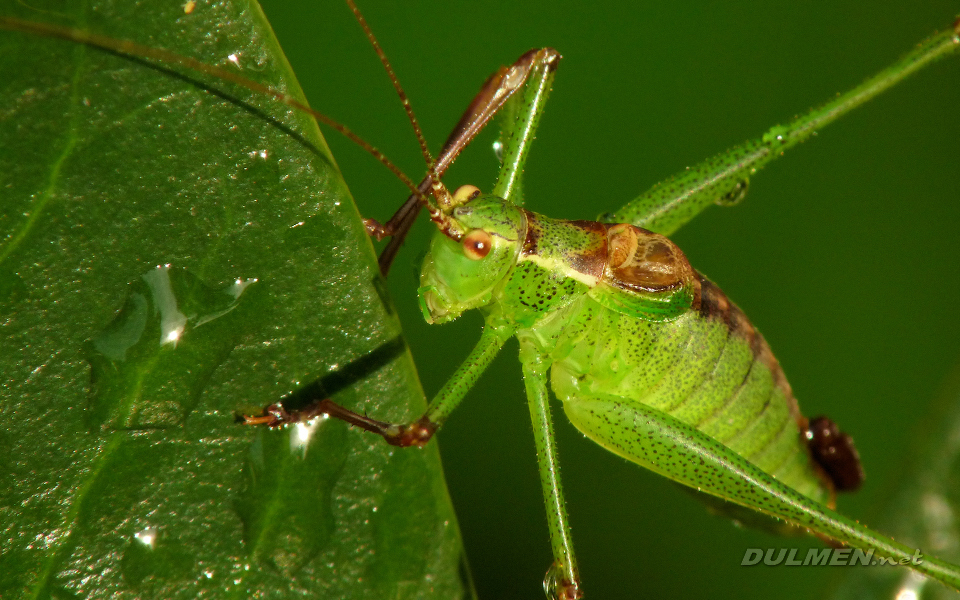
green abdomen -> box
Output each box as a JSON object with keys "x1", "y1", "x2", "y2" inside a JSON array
[{"x1": 543, "y1": 276, "x2": 830, "y2": 505}]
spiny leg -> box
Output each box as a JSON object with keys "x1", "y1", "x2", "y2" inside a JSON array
[
  {"x1": 244, "y1": 324, "x2": 509, "y2": 446},
  {"x1": 522, "y1": 353, "x2": 581, "y2": 600},
  {"x1": 492, "y1": 48, "x2": 560, "y2": 207},
  {"x1": 562, "y1": 394, "x2": 960, "y2": 589},
  {"x1": 608, "y1": 21, "x2": 960, "y2": 236}
]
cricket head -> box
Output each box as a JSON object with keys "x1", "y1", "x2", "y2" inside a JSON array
[{"x1": 418, "y1": 186, "x2": 526, "y2": 324}]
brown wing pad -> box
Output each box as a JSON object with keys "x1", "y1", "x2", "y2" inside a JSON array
[{"x1": 603, "y1": 224, "x2": 700, "y2": 306}]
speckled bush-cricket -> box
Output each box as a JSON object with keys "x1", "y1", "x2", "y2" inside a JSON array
[
  {"x1": 5, "y1": 5, "x2": 958, "y2": 598},
  {"x1": 244, "y1": 7, "x2": 960, "y2": 598}
]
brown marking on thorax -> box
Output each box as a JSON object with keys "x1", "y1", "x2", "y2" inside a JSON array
[
  {"x1": 566, "y1": 220, "x2": 608, "y2": 280},
  {"x1": 520, "y1": 209, "x2": 542, "y2": 256},
  {"x1": 520, "y1": 210, "x2": 608, "y2": 281}
]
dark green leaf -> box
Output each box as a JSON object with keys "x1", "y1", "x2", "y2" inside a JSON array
[{"x1": 0, "y1": 1, "x2": 467, "y2": 598}]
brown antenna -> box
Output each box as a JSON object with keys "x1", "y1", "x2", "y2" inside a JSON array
[
  {"x1": 0, "y1": 15, "x2": 421, "y2": 196},
  {"x1": 0, "y1": 11, "x2": 553, "y2": 275},
  {"x1": 346, "y1": 0, "x2": 436, "y2": 176},
  {"x1": 370, "y1": 48, "x2": 557, "y2": 274}
]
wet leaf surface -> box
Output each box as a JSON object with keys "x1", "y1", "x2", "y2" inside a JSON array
[{"x1": 0, "y1": 1, "x2": 467, "y2": 598}]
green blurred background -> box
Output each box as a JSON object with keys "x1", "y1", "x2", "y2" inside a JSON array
[{"x1": 259, "y1": 1, "x2": 960, "y2": 598}]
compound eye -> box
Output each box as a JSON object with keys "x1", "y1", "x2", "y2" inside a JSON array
[
  {"x1": 452, "y1": 184, "x2": 481, "y2": 205},
  {"x1": 462, "y1": 230, "x2": 492, "y2": 260}
]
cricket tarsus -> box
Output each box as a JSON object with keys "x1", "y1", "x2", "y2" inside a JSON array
[
  {"x1": 544, "y1": 560, "x2": 582, "y2": 600},
  {"x1": 243, "y1": 399, "x2": 437, "y2": 447}
]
